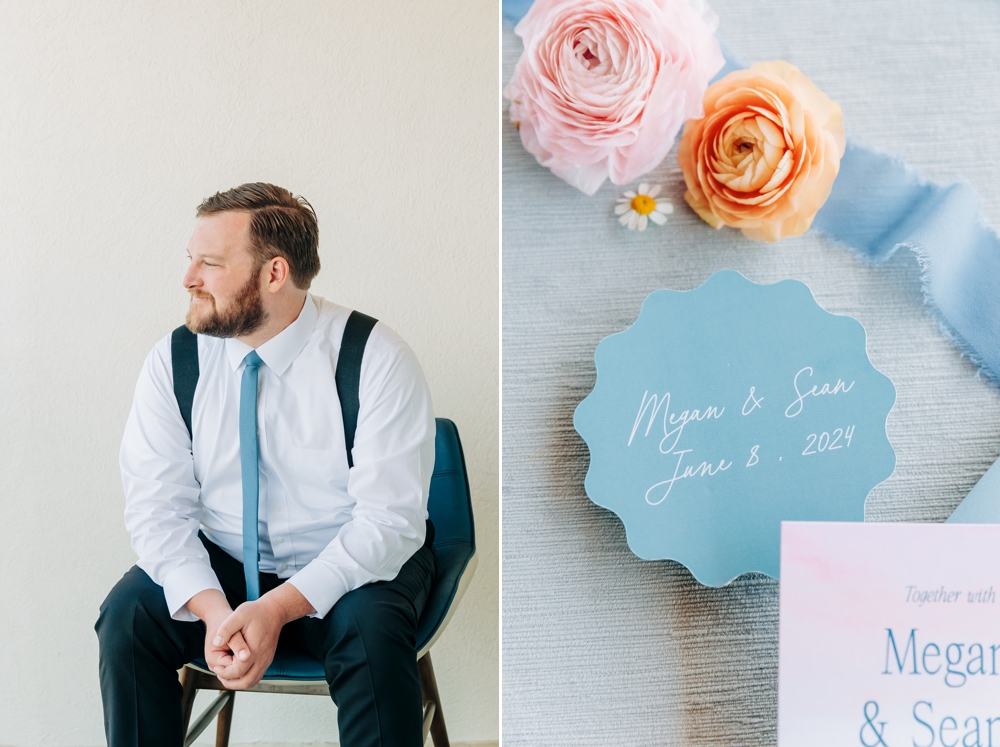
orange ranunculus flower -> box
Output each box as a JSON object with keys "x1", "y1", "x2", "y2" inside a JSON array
[{"x1": 677, "y1": 61, "x2": 846, "y2": 242}]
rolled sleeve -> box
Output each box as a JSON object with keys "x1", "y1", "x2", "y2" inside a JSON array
[
  {"x1": 288, "y1": 337, "x2": 434, "y2": 618},
  {"x1": 160, "y1": 562, "x2": 225, "y2": 622},
  {"x1": 285, "y1": 559, "x2": 351, "y2": 619}
]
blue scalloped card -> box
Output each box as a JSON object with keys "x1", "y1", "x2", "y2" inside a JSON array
[{"x1": 574, "y1": 270, "x2": 896, "y2": 586}]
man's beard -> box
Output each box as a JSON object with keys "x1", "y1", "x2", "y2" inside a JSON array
[{"x1": 185, "y1": 270, "x2": 267, "y2": 338}]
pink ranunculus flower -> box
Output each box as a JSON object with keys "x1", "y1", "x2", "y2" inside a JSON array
[{"x1": 505, "y1": 0, "x2": 725, "y2": 196}]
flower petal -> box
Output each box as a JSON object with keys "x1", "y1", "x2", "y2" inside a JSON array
[
  {"x1": 649, "y1": 211, "x2": 667, "y2": 225},
  {"x1": 614, "y1": 203, "x2": 631, "y2": 215},
  {"x1": 637, "y1": 214, "x2": 648, "y2": 231}
]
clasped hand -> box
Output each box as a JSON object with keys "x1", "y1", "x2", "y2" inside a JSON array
[
  {"x1": 189, "y1": 585, "x2": 315, "y2": 689},
  {"x1": 204, "y1": 597, "x2": 285, "y2": 689}
]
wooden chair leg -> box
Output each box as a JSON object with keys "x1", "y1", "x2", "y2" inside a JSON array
[
  {"x1": 215, "y1": 690, "x2": 235, "y2": 747},
  {"x1": 180, "y1": 666, "x2": 199, "y2": 735},
  {"x1": 418, "y1": 653, "x2": 450, "y2": 747}
]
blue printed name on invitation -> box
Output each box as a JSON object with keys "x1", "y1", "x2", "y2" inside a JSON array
[
  {"x1": 858, "y1": 588, "x2": 1000, "y2": 746},
  {"x1": 574, "y1": 271, "x2": 896, "y2": 586}
]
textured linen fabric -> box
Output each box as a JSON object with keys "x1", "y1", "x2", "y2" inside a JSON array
[
  {"x1": 502, "y1": 1, "x2": 1000, "y2": 743},
  {"x1": 121, "y1": 294, "x2": 435, "y2": 622}
]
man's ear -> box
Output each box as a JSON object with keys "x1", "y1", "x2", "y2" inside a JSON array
[{"x1": 265, "y1": 256, "x2": 292, "y2": 293}]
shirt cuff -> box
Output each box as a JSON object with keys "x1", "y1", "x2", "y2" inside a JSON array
[
  {"x1": 286, "y1": 560, "x2": 351, "y2": 619},
  {"x1": 160, "y1": 562, "x2": 225, "y2": 622}
]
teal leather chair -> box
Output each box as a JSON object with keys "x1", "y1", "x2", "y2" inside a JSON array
[{"x1": 179, "y1": 418, "x2": 477, "y2": 747}]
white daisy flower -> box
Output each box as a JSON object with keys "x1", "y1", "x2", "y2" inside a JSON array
[{"x1": 615, "y1": 183, "x2": 673, "y2": 231}]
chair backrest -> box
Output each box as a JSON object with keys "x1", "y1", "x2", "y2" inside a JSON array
[{"x1": 416, "y1": 418, "x2": 477, "y2": 654}]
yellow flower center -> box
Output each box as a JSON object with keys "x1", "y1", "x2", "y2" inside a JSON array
[{"x1": 630, "y1": 195, "x2": 656, "y2": 215}]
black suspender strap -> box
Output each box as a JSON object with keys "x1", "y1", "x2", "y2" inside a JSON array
[
  {"x1": 171, "y1": 325, "x2": 199, "y2": 440},
  {"x1": 169, "y1": 310, "x2": 429, "y2": 545},
  {"x1": 170, "y1": 311, "x2": 377, "y2": 467},
  {"x1": 336, "y1": 311, "x2": 378, "y2": 468}
]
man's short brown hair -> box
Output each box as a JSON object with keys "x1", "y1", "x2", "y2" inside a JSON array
[{"x1": 197, "y1": 183, "x2": 320, "y2": 290}]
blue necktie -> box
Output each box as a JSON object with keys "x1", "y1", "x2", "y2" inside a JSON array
[{"x1": 239, "y1": 350, "x2": 263, "y2": 601}]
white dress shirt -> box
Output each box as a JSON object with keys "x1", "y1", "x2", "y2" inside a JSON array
[{"x1": 120, "y1": 294, "x2": 435, "y2": 621}]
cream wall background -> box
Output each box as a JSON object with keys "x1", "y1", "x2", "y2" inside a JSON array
[{"x1": 0, "y1": 2, "x2": 497, "y2": 745}]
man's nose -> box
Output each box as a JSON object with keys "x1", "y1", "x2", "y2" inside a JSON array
[{"x1": 182, "y1": 261, "x2": 200, "y2": 289}]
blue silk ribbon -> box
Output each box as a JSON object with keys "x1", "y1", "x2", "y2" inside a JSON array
[{"x1": 503, "y1": 4, "x2": 1000, "y2": 385}]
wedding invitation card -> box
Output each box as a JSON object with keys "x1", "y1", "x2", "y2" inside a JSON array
[{"x1": 778, "y1": 521, "x2": 1000, "y2": 747}]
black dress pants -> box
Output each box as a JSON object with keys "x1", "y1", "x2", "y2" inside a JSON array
[{"x1": 95, "y1": 533, "x2": 436, "y2": 747}]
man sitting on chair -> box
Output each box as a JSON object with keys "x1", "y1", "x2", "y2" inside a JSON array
[{"x1": 96, "y1": 183, "x2": 436, "y2": 747}]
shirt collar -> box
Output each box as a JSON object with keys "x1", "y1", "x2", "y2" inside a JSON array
[{"x1": 225, "y1": 293, "x2": 319, "y2": 375}]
